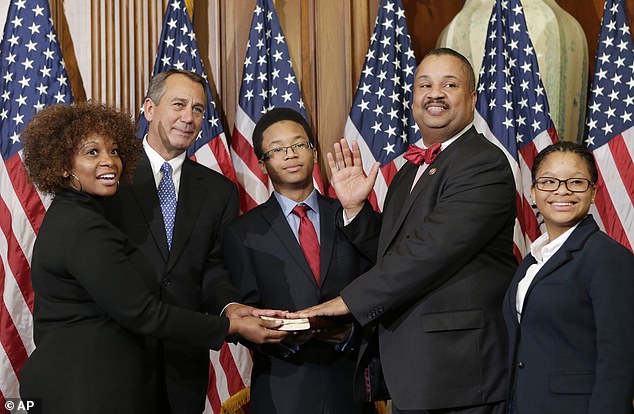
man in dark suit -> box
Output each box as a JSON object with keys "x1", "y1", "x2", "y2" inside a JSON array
[
  {"x1": 223, "y1": 108, "x2": 371, "y2": 414},
  {"x1": 106, "y1": 69, "x2": 282, "y2": 413},
  {"x1": 295, "y1": 48, "x2": 518, "y2": 413}
]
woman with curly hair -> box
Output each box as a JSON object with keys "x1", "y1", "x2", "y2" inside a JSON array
[{"x1": 19, "y1": 103, "x2": 285, "y2": 414}]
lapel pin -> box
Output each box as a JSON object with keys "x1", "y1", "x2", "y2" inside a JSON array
[{"x1": 428, "y1": 167, "x2": 437, "y2": 175}]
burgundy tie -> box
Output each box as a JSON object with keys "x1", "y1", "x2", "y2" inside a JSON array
[
  {"x1": 292, "y1": 205, "x2": 321, "y2": 285},
  {"x1": 403, "y1": 143, "x2": 442, "y2": 165}
]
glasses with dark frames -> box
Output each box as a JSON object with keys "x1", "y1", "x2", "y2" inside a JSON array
[
  {"x1": 260, "y1": 141, "x2": 314, "y2": 161},
  {"x1": 533, "y1": 177, "x2": 594, "y2": 193}
]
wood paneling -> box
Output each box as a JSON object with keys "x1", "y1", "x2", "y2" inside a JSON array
[
  {"x1": 403, "y1": 0, "x2": 465, "y2": 62},
  {"x1": 314, "y1": 0, "x2": 352, "y2": 167},
  {"x1": 83, "y1": 0, "x2": 169, "y2": 113},
  {"x1": 218, "y1": 0, "x2": 255, "y2": 133},
  {"x1": 49, "y1": 0, "x2": 86, "y2": 101}
]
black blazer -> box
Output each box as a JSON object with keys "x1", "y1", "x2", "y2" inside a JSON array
[
  {"x1": 105, "y1": 153, "x2": 241, "y2": 413},
  {"x1": 340, "y1": 127, "x2": 518, "y2": 410},
  {"x1": 224, "y1": 194, "x2": 371, "y2": 414},
  {"x1": 20, "y1": 189, "x2": 229, "y2": 414},
  {"x1": 503, "y1": 215, "x2": 634, "y2": 414}
]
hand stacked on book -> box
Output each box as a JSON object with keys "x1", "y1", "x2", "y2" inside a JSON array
[
  {"x1": 260, "y1": 315, "x2": 351, "y2": 331},
  {"x1": 261, "y1": 315, "x2": 353, "y2": 346},
  {"x1": 226, "y1": 297, "x2": 354, "y2": 345}
]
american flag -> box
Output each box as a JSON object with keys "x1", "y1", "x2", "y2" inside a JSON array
[
  {"x1": 343, "y1": 0, "x2": 420, "y2": 211},
  {"x1": 138, "y1": 0, "x2": 235, "y2": 182},
  {"x1": 0, "y1": 0, "x2": 72, "y2": 407},
  {"x1": 231, "y1": 0, "x2": 324, "y2": 213},
  {"x1": 139, "y1": 2, "x2": 251, "y2": 413},
  {"x1": 473, "y1": 0, "x2": 559, "y2": 259},
  {"x1": 584, "y1": 0, "x2": 633, "y2": 251}
]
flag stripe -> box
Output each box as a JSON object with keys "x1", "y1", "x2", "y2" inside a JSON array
[
  {"x1": 232, "y1": 111, "x2": 272, "y2": 213},
  {"x1": 231, "y1": 151, "x2": 268, "y2": 211},
  {"x1": 0, "y1": 338, "x2": 21, "y2": 402},
  {"x1": 205, "y1": 133, "x2": 237, "y2": 182},
  {"x1": 608, "y1": 134, "x2": 634, "y2": 206},
  {"x1": 227, "y1": 342, "x2": 252, "y2": 386},
  {"x1": 232, "y1": 110, "x2": 268, "y2": 188},
  {"x1": 593, "y1": 169, "x2": 631, "y2": 251},
  {"x1": 0, "y1": 211, "x2": 29, "y2": 379},
  {"x1": 205, "y1": 343, "x2": 253, "y2": 414},
  {"x1": 207, "y1": 350, "x2": 223, "y2": 414},
  {"x1": 189, "y1": 131, "x2": 237, "y2": 183},
  {"x1": 219, "y1": 344, "x2": 245, "y2": 394},
  {"x1": 592, "y1": 138, "x2": 633, "y2": 250},
  {"x1": 0, "y1": 274, "x2": 28, "y2": 361},
  {"x1": 1, "y1": 180, "x2": 36, "y2": 381},
  {"x1": 584, "y1": 0, "x2": 633, "y2": 252},
  {"x1": 0, "y1": 198, "x2": 34, "y2": 316},
  {"x1": 1, "y1": 157, "x2": 45, "y2": 270},
  {"x1": 4, "y1": 156, "x2": 46, "y2": 237}
]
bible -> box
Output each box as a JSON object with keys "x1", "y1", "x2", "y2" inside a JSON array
[{"x1": 260, "y1": 315, "x2": 349, "y2": 331}]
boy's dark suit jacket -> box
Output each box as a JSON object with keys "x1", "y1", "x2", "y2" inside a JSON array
[
  {"x1": 503, "y1": 215, "x2": 634, "y2": 414},
  {"x1": 224, "y1": 194, "x2": 371, "y2": 414},
  {"x1": 105, "y1": 152, "x2": 241, "y2": 413},
  {"x1": 339, "y1": 127, "x2": 518, "y2": 410}
]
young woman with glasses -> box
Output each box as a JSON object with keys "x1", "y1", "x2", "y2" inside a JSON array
[{"x1": 502, "y1": 141, "x2": 634, "y2": 414}]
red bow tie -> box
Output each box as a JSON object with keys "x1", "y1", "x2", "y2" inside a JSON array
[{"x1": 403, "y1": 143, "x2": 441, "y2": 165}]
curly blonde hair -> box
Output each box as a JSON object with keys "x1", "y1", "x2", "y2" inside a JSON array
[{"x1": 22, "y1": 102, "x2": 142, "y2": 194}]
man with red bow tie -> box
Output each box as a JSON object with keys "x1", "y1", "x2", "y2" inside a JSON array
[{"x1": 294, "y1": 48, "x2": 517, "y2": 414}]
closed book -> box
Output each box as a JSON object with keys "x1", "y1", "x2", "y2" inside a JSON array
[{"x1": 260, "y1": 316, "x2": 348, "y2": 331}]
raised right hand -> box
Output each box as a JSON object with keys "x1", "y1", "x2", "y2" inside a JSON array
[{"x1": 327, "y1": 139, "x2": 380, "y2": 218}]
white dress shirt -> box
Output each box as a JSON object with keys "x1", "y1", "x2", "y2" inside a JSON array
[
  {"x1": 515, "y1": 223, "x2": 580, "y2": 321},
  {"x1": 143, "y1": 137, "x2": 186, "y2": 198}
]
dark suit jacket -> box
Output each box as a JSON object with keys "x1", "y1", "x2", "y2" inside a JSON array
[
  {"x1": 224, "y1": 194, "x2": 371, "y2": 414},
  {"x1": 105, "y1": 153, "x2": 241, "y2": 413},
  {"x1": 339, "y1": 127, "x2": 517, "y2": 410},
  {"x1": 503, "y1": 215, "x2": 634, "y2": 414},
  {"x1": 20, "y1": 189, "x2": 229, "y2": 414}
]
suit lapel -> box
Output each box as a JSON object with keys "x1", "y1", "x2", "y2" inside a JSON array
[
  {"x1": 379, "y1": 162, "x2": 417, "y2": 255},
  {"x1": 379, "y1": 130, "x2": 473, "y2": 257},
  {"x1": 167, "y1": 159, "x2": 205, "y2": 272},
  {"x1": 261, "y1": 196, "x2": 320, "y2": 288},
  {"x1": 508, "y1": 256, "x2": 536, "y2": 327},
  {"x1": 130, "y1": 153, "x2": 170, "y2": 261},
  {"x1": 521, "y1": 216, "x2": 599, "y2": 316},
  {"x1": 317, "y1": 194, "x2": 336, "y2": 287}
]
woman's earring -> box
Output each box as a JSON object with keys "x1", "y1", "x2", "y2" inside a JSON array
[{"x1": 69, "y1": 173, "x2": 82, "y2": 191}]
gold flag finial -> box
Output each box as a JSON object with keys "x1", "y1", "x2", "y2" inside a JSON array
[{"x1": 184, "y1": 0, "x2": 194, "y2": 21}]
